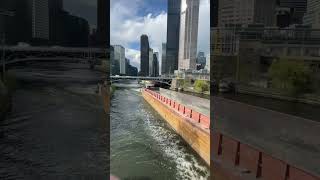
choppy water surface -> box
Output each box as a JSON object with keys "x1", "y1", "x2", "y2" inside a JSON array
[
  {"x1": 111, "y1": 88, "x2": 209, "y2": 180},
  {"x1": 0, "y1": 63, "x2": 109, "y2": 179}
]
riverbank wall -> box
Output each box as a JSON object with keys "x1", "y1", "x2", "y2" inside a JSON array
[
  {"x1": 142, "y1": 88, "x2": 210, "y2": 166},
  {"x1": 211, "y1": 96, "x2": 320, "y2": 180},
  {"x1": 237, "y1": 85, "x2": 320, "y2": 106}
]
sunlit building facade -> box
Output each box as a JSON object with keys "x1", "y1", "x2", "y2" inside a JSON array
[
  {"x1": 149, "y1": 48, "x2": 154, "y2": 76},
  {"x1": 178, "y1": 0, "x2": 200, "y2": 70},
  {"x1": 114, "y1": 45, "x2": 125, "y2": 75}
]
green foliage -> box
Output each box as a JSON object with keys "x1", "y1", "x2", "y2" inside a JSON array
[
  {"x1": 183, "y1": 79, "x2": 192, "y2": 89},
  {"x1": 194, "y1": 80, "x2": 210, "y2": 93},
  {"x1": 268, "y1": 59, "x2": 312, "y2": 95},
  {"x1": 111, "y1": 84, "x2": 116, "y2": 95},
  {"x1": 176, "y1": 78, "x2": 185, "y2": 87}
]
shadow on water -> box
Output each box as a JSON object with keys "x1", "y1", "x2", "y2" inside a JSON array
[{"x1": 0, "y1": 63, "x2": 109, "y2": 179}]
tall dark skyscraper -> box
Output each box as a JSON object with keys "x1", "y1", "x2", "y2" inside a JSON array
[
  {"x1": 49, "y1": 0, "x2": 64, "y2": 45},
  {"x1": 31, "y1": 0, "x2": 50, "y2": 41},
  {"x1": 277, "y1": 0, "x2": 307, "y2": 25},
  {"x1": 97, "y1": 0, "x2": 108, "y2": 48},
  {"x1": 161, "y1": 43, "x2": 167, "y2": 75},
  {"x1": 212, "y1": 0, "x2": 218, "y2": 27},
  {"x1": 140, "y1": 34, "x2": 150, "y2": 76},
  {"x1": 166, "y1": 0, "x2": 181, "y2": 75},
  {"x1": 0, "y1": 0, "x2": 19, "y2": 44},
  {"x1": 153, "y1": 53, "x2": 159, "y2": 77}
]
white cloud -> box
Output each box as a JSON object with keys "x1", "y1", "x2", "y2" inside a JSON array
[
  {"x1": 111, "y1": 0, "x2": 167, "y2": 71},
  {"x1": 111, "y1": 0, "x2": 210, "y2": 72}
]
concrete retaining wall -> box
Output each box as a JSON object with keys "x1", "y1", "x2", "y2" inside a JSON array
[{"x1": 211, "y1": 96, "x2": 320, "y2": 180}]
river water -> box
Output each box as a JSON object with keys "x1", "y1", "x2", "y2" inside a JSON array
[
  {"x1": 110, "y1": 83, "x2": 209, "y2": 180},
  {"x1": 0, "y1": 63, "x2": 109, "y2": 179}
]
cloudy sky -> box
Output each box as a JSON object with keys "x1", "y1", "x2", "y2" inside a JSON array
[{"x1": 110, "y1": 0, "x2": 210, "y2": 71}]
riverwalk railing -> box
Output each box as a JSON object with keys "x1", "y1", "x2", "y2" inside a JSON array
[{"x1": 144, "y1": 88, "x2": 210, "y2": 129}]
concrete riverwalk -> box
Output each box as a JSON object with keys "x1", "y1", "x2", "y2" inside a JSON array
[{"x1": 159, "y1": 88, "x2": 210, "y2": 116}]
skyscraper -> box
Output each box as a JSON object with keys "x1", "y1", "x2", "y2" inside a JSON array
[
  {"x1": 196, "y1": 52, "x2": 206, "y2": 70},
  {"x1": 97, "y1": 0, "x2": 108, "y2": 47},
  {"x1": 125, "y1": 58, "x2": 130, "y2": 75},
  {"x1": 178, "y1": 0, "x2": 200, "y2": 70},
  {"x1": 113, "y1": 45, "x2": 125, "y2": 75},
  {"x1": 212, "y1": 0, "x2": 219, "y2": 27},
  {"x1": 153, "y1": 52, "x2": 159, "y2": 77},
  {"x1": 49, "y1": 0, "x2": 64, "y2": 44},
  {"x1": 149, "y1": 48, "x2": 154, "y2": 76},
  {"x1": 303, "y1": 0, "x2": 320, "y2": 28},
  {"x1": 161, "y1": 43, "x2": 167, "y2": 75},
  {"x1": 140, "y1": 34, "x2": 150, "y2": 76},
  {"x1": 110, "y1": 46, "x2": 119, "y2": 75},
  {"x1": 0, "y1": 0, "x2": 17, "y2": 44},
  {"x1": 166, "y1": 0, "x2": 181, "y2": 74},
  {"x1": 218, "y1": 0, "x2": 277, "y2": 27},
  {"x1": 278, "y1": 0, "x2": 307, "y2": 25},
  {"x1": 31, "y1": 0, "x2": 50, "y2": 40}
]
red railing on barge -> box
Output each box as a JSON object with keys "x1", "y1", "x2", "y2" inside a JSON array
[{"x1": 144, "y1": 88, "x2": 210, "y2": 129}]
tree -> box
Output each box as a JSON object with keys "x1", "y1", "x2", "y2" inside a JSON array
[
  {"x1": 268, "y1": 59, "x2": 312, "y2": 95},
  {"x1": 194, "y1": 80, "x2": 210, "y2": 93}
]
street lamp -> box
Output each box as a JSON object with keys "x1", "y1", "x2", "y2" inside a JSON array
[{"x1": 0, "y1": 9, "x2": 15, "y2": 80}]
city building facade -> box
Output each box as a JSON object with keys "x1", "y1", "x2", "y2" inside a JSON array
[
  {"x1": 49, "y1": 0, "x2": 64, "y2": 45},
  {"x1": 178, "y1": 0, "x2": 200, "y2": 70},
  {"x1": 110, "y1": 46, "x2": 119, "y2": 75},
  {"x1": 303, "y1": 0, "x2": 320, "y2": 28},
  {"x1": 166, "y1": 0, "x2": 181, "y2": 75},
  {"x1": 278, "y1": 0, "x2": 307, "y2": 25},
  {"x1": 212, "y1": 0, "x2": 219, "y2": 27},
  {"x1": 97, "y1": 0, "x2": 108, "y2": 47},
  {"x1": 149, "y1": 48, "x2": 154, "y2": 76},
  {"x1": 1, "y1": 0, "x2": 89, "y2": 46},
  {"x1": 161, "y1": 43, "x2": 167, "y2": 75},
  {"x1": 153, "y1": 52, "x2": 159, "y2": 77},
  {"x1": 140, "y1": 34, "x2": 150, "y2": 76},
  {"x1": 31, "y1": 0, "x2": 50, "y2": 40},
  {"x1": 125, "y1": 58, "x2": 138, "y2": 76},
  {"x1": 113, "y1": 45, "x2": 125, "y2": 75},
  {"x1": 196, "y1": 51, "x2": 206, "y2": 70},
  {"x1": 218, "y1": 0, "x2": 277, "y2": 27}
]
